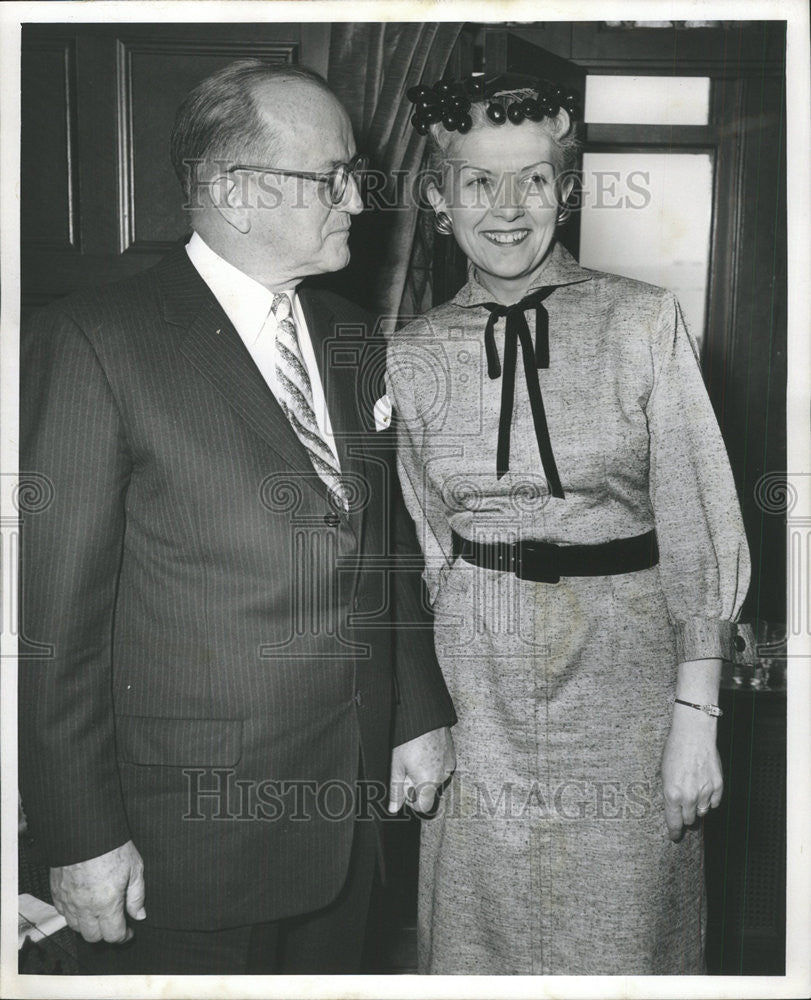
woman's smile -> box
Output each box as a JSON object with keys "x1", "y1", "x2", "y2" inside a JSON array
[{"x1": 480, "y1": 228, "x2": 531, "y2": 246}]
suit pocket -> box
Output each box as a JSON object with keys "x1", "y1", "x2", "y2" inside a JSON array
[{"x1": 115, "y1": 716, "x2": 243, "y2": 767}]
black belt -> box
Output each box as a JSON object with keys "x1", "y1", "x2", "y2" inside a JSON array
[{"x1": 451, "y1": 529, "x2": 658, "y2": 585}]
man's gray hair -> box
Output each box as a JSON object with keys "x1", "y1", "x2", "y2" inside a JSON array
[{"x1": 170, "y1": 59, "x2": 333, "y2": 200}]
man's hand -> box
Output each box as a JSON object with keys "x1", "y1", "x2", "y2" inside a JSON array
[
  {"x1": 50, "y1": 840, "x2": 146, "y2": 943},
  {"x1": 388, "y1": 726, "x2": 456, "y2": 814},
  {"x1": 661, "y1": 707, "x2": 723, "y2": 841}
]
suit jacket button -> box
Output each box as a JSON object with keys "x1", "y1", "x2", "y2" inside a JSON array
[{"x1": 324, "y1": 512, "x2": 341, "y2": 527}]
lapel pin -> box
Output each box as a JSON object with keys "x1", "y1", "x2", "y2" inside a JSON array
[{"x1": 215, "y1": 328, "x2": 221, "y2": 335}]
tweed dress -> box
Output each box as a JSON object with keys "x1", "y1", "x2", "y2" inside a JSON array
[{"x1": 385, "y1": 241, "x2": 750, "y2": 975}]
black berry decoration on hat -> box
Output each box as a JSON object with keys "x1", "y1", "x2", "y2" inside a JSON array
[
  {"x1": 407, "y1": 74, "x2": 582, "y2": 135},
  {"x1": 407, "y1": 80, "x2": 472, "y2": 135},
  {"x1": 522, "y1": 98, "x2": 541, "y2": 121},
  {"x1": 463, "y1": 75, "x2": 486, "y2": 99},
  {"x1": 507, "y1": 102, "x2": 525, "y2": 124},
  {"x1": 561, "y1": 89, "x2": 582, "y2": 119},
  {"x1": 410, "y1": 114, "x2": 430, "y2": 136}
]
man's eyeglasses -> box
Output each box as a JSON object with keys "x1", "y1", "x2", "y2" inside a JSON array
[{"x1": 227, "y1": 154, "x2": 369, "y2": 206}]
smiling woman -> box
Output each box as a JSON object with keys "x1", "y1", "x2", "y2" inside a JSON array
[
  {"x1": 387, "y1": 72, "x2": 751, "y2": 975},
  {"x1": 426, "y1": 125, "x2": 573, "y2": 302}
]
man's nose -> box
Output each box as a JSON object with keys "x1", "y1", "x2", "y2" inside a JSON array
[{"x1": 339, "y1": 174, "x2": 364, "y2": 215}]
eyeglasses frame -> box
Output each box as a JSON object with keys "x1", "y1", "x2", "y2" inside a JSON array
[{"x1": 226, "y1": 153, "x2": 369, "y2": 205}]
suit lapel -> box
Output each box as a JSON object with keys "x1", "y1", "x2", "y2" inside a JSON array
[
  {"x1": 159, "y1": 248, "x2": 333, "y2": 508},
  {"x1": 298, "y1": 290, "x2": 364, "y2": 471},
  {"x1": 299, "y1": 288, "x2": 370, "y2": 535}
]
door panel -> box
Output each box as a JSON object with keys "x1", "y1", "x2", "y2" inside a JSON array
[
  {"x1": 21, "y1": 36, "x2": 79, "y2": 252},
  {"x1": 122, "y1": 39, "x2": 296, "y2": 252}
]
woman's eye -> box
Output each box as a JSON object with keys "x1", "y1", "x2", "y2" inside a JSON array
[
  {"x1": 466, "y1": 176, "x2": 490, "y2": 189},
  {"x1": 524, "y1": 172, "x2": 552, "y2": 187}
]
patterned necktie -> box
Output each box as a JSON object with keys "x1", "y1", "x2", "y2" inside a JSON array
[{"x1": 271, "y1": 292, "x2": 349, "y2": 511}]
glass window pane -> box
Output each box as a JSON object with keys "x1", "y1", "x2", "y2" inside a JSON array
[
  {"x1": 585, "y1": 75, "x2": 710, "y2": 124},
  {"x1": 578, "y1": 152, "x2": 713, "y2": 346}
]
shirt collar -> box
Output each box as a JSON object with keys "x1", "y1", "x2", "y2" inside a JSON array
[
  {"x1": 451, "y1": 239, "x2": 593, "y2": 309},
  {"x1": 185, "y1": 231, "x2": 296, "y2": 346}
]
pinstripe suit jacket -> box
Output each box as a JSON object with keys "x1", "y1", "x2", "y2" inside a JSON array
[{"x1": 19, "y1": 245, "x2": 455, "y2": 930}]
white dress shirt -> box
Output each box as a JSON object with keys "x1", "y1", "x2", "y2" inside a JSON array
[{"x1": 185, "y1": 231, "x2": 340, "y2": 463}]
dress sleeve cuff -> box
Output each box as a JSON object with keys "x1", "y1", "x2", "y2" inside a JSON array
[{"x1": 673, "y1": 617, "x2": 757, "y2": 664}]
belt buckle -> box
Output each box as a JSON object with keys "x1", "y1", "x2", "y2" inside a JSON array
[{"x1": 516, "y1": 539, "x2": 560, "y2": 584}]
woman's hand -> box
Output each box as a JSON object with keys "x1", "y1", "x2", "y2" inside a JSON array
[
  {"x1": 661, "y1": 657, "x2": 724, "y2": 841},
  {"x1": 661, "y1": 707, "x2": 723, "y2": 840}
]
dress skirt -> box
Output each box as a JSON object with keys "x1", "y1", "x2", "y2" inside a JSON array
[{"x1": 418, "y1": 559, "x2": 705, "y2": 975}]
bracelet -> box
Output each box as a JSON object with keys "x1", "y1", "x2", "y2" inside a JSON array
[{"x1": 674, "y1": 698, "x2": 723, "y2": 718}]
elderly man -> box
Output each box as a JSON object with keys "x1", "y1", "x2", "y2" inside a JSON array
[{"x1": 19, "y1": 60, "x2": 455, "y2": 975}]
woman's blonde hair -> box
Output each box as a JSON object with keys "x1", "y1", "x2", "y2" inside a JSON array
[{"x1": 426, "y1": 89, "x2": 582, "y2": 186}]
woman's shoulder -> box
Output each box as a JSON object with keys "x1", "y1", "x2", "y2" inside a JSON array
[
  {"x1": 388, "y1": 299, "x2": 467, "y2": 351},
  {"x1": 579, "y1": 265, "x2": 677, "y2": 308},
  {"x1": 576, "y1": 267, "x2": 682, "y2": 352}
]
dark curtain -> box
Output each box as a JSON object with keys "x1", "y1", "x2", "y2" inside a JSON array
[{"x1": 327, "y1": 22, "x2": 463, "y2": 328}]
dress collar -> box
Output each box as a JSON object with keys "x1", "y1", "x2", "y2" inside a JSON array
[{"x1": 451, "y1": 240, "x2": 593, "y2": 309}]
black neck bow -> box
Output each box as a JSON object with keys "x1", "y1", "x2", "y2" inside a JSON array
[{"x1": 480, "y1": 288, "x2": 565, "y2": 498}]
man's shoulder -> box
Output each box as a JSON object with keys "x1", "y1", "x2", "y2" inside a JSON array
[
  {"x1": 300, "y1": 286, "x2": 381, "y2": 333},
  {"x1": 27, "y1": 244, "x2": 190, "y2": 333}
]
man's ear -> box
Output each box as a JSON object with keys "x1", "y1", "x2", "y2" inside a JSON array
[
  {"x1": 209, "y1": 173, "x2": 252, "y2": 235},
  {"x1": 425, "y1": 181, "x2": 449, "y2": 218}
]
